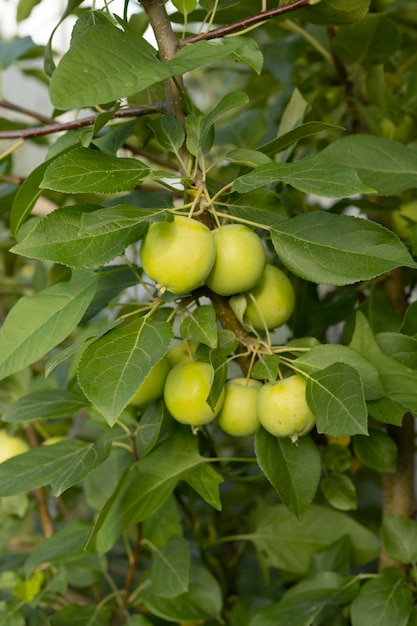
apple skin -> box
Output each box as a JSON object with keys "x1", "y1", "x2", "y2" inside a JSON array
[
  {"x1": 391, "y1": 200, "x2": 417, "y2": 241},
  {"x1": 217, "y1": 378, "x2": 262, "y2": 436},
  {"x1": 257, "y1": 375, "x2": 315, "y2": 441},
  {"x1": 165, "y1": 341, "x2": 198, "y2": 367},
  {"x1": 231, "y1": 264, "x2": 295, "y2": 331},
  {"x1": 163, "y1": 361, "x2": 224, "y2": 426},
  {"x1": 130, "y1": 358, "x2": 170, "y2": 408},
  {"x1": 205, "y1": 224, "x2": 266, "y2": 296},
  {"x1": 0, "y1": 431, "x2": 29, "y2": 463},
  {"x1": 140, "y1": 216, "x2": 216, "y2": 294}
]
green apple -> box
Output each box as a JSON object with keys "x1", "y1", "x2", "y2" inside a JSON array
[
  {"x1": 140, "y1": 215, "x2": 216, "y2": 294},
  {"x1": 257, "y1": 375, "x2": 315, "y2": 441},
  {"x1": 205, "y1": 224, "x2": 266, "y2": 296},
  {"x1": 163, "y1": 361, "x2": 224, "y2": 426},
  {"x1": 391, "y1": 200, "x2": 417, "y2": 240},
  {"x1": 165, "y1": 341, "x2": 198, "y2": 367},
  {"x1": 231, "y1": 264, "x2": 295, "y2": 331},
  {"x1": 0, "y1": 430, "x2": 29, "y2": 463},
  {"x1": 217, "y1": 377, "x2": 262, "y2": 436},
  {"x1": 130, "y1": 358, "x2": 170, "y2": 407}
]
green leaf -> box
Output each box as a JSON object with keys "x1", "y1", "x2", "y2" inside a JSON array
[
  {"x1": 79, "y1": 205, "x2": 171, "y2": 233},
  {"x1": 25, "y1": 520, "x2": 92, "y2": 576},
  {"x1": 17, "y1": 0, "x2": 42, "y2": 22},
  {"x1": 11, "y1": 205, "x2": 150, "y2": 269},
  {"x1": 333, "y1": 14, "x2": 401, "y2": 64},
  {"x1": 230, "y1": 36, "x2": 263, "y2": 74},
  {"x1": 353, "y1": 428, "x2": 398, "y2": 473},
  {"x1": 351, "y1": 569, "x2": 413, "y2": 626},
  {"x1": 350, "y1": 311, "x2": 417, "y2": 418},
  {"x1": 180, "y1": 305, "x2": 218, "y2": 348},
  {"x1": 0, "y1": 439, "x2": 110, "y2": 497},
  {"x1": 171, "y1": 0, "x2": 197, "y2": 14},
  {"x1": 259, "y1": 122, "x2": 345, "y2": 159},
  {"x1": 375, "y1": 332, "x2": 417, "y2": 369},
  {"x1": 184, "y1": 463, "x2": 223, "y2": 511},
  {"x1": 49, "y1": 25, "x2": 171, "y2": 109},
  {"x1": 233, "y1": 155, "x2": 374, "y2": 197},
  {"x1": 77, "y1": 318, "x2": 173, "y2": 426},
  {"x1": 296, "y1": 0, "x2": 370, "y2": 26},
  {"x1": 248, "y1": 502, "x2": 378, "y2": 575},
  {"x1": 201, "y1": 91, "x2": 249, "y2": 149},
  {"x1": 50, "y1": 605, "x2": 112, "y2": 626},
  {"x1": 148, "y1": 114, "x2": 185, "y2": 153},
  {"x1": 40, "y1": 148, "x2": 156, "y2": 194},
  {"x1": 10, "y1": 158, "x2": 52, "y2": 235},
  {"x1": 136, "y1": 401, "x2": 171, "y2": 457},
  {"x1": 251, "y1": 354, "x2": 281, "y2": 383},
  {"x1": 90, "y1": 428, "x2": 222, "y2": 554},
  {"x1": 295, "y1": 343, "x2": 384, "y2": 401},
  {"x1": 306, "y1": 362, "x2": 368, "y2": 436},
  {"x1": 320, "y1": 135, "x2": 417, "y2": 196},
  {"x1": 255, "y1": 429, "x2": 321, "y2": 518},
  {"x1": 251, "y1": 572, "x2": 360, "y2": 626},
  {"x1": 148, "y1": 535, "x2": 190, "y2": 598},
  {"x1": 2, "y1": 389, "x2": 89, "y2": 423},
  {"x1": 0, "y1": 271, "x2": 97, "y2": 382},
  {"x1": 140, "y1": 563, "x2": 222, "y2": 622},
  {"x1": 322, "y1": 444, "x2": 352, "y2": 473},
  {"x1": 0, "y1": 36, "x2": 36, "y2": 69},
  {"x1": 270, "y1": 212, "x2": 417, "y2": 286},
  {"x1": 167, "y1": 38, "x2": 246, "y2": 76},
  {"x1": 381, "y1": 515, "x2": 417, "y2": 564},
  {"x1": 321, "y1": 473, "x2": 358, "y2": 511}
]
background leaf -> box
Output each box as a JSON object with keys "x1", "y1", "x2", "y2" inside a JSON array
[
  {"x1": 270, "y1": 212, "x2": 416, "y2": 286},
  {"x1": 0, "y1": 271, "x2": 97, "y2": 382},
  {"x1": 320, "y1": 134, "x2": 417, "y2": 195}
]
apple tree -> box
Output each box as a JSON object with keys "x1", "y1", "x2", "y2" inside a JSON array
[{"x1": 1, "y1": 0, "x2": 417, "y2": 623}]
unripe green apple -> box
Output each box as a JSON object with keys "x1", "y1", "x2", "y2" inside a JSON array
[
  {"x1": 163, "y1": 361, "x2": 224, "y2": 426},
  {"x1": 205, "y1": 224, "x2": 266, "y2": 296},
  {"x1": 257, "y1": 375, "x2": 315, "y2": 441},
  {"x1": 165, "y1": 341, "x2": 198, "y2": 367},
  {"x1": 217, "y1": 378, "x2": 262, "y2": 436},
  {"x1": 391, "y1": 200, "x2": 417, "y2": 241},
  {"x1": 130, "y1": 358, "x2": 170, "y2": 407},
  {"x1": 140, "y1": 216, "x2": 216, "y2": 294},
  {"x1": 0, "y1": 431, "x2": 29, "y2": 463},
  {"x1": 231, "y1": 264, "x2": 295, "y2": 331}
]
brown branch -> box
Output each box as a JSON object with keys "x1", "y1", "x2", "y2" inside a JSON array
[
  {"x1": 0, "y1": 105, "x2": 160, "y2": 140},
  {"x1": 0, "y1": 99, "x2": 54, "y2": 124},
  {"x1": 26, "y1": 424, "x2": 54, "y2": 538},
  {"x1": 140, "y1": 0, "x2": 184, "y2": 123},
  {"x1": 182, "y1": 0, "x2": 312, "y2": 44},
  {"x1": 379, "y1": 268, "x2": 415, "y2": 570}
]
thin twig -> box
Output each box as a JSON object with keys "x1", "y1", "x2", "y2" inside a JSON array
[
  {"x1": 181, "y1": 0, "x2": 312, "y2": 44},
  {"x1": 0, "y1": 105, "x2": 160, "y2": 140}
]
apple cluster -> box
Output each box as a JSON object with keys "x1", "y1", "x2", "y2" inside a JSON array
[
  {"x1": 134, "y1": 215, "x2": 313, "y2": 440},
  {"x1": 141, "y1": 215, "x2": 295, "y2": 331},
  {"x1": 131, "y1": 345, "x2": 315, "y2": 441}
]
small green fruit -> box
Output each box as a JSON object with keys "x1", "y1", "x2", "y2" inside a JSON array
[
  {"x1": 231, "y1": 264, "x2": 295, "y2": 331},
  {"x1": 0, "y1": 431, "x2": 29, "y2": 463},
  {"x1": 130, "y1": 358, "x2": 170, "y2": 407},
  {"x1": 257, "y1": 375, "x2": 315, "y2": 441},
  {"x1": 141, "y1": 216, "x2": 216, "y2": 294},
  {"x1": 218, "y1": 378, "x2": 262, "y2": 436},
  {"x1": 164, "y1": 361, "x2": 224, "y2": 426},
  {"x1": 205, "y1": 224, "x2": 266, "y2": 296},
  {"x1": 165, "y1": 341, "x2": 198, "y2": 367}
]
